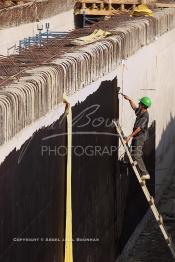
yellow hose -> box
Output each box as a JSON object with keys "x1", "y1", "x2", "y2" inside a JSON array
[{"x1": 64, "y1": 94, "x2": 73, "y2": 262}]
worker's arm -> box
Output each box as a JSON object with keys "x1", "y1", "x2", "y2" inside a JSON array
[
  {"x1": 125, "y1": 127, "x2": 141, "y2": 143},
  {"x1": 123, "y1": 95, "x2": 137, "y2": 110}
]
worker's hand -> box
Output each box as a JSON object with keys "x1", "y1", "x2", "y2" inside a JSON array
[
  {"x1": 124, "y1": 135, "x2": 132, "y2": 144},
  {"x1": 123, "y1": 95, "x2": 131, "y2": 101}
]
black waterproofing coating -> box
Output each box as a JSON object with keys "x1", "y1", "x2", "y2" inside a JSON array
[{"x1": 0, "y1": 77, "x2": 155, "y2": 262}]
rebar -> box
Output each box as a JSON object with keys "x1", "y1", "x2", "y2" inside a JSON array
[{"x1": 0, "y1": 9, "x2": 175, "y2": 145}]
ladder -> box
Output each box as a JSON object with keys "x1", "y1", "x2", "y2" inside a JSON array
[{"x1": 113, "y1": 119, "x2": 175, "y2": 259}]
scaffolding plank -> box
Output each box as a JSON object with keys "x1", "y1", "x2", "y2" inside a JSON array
[
  {"x1": 156, "y1": 2, "x2": 175, "y2": 7},
  {"x1": 76, "y1": 0, "x2": 139, "y2": 3}
]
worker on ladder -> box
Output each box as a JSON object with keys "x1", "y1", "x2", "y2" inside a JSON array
[{"x1": 122, "y1": 95, "x2": 152, "y2": 181}]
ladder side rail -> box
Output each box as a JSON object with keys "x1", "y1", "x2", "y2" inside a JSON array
[
  {"x1": 115, "y1": 121, "x2": 163, "y2": 218},
  {"x1": 113, "y1": 120, "x2": 175, "y2": 258}
]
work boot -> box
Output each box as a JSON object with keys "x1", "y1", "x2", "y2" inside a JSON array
[{"x1": 141, "y1": 174, "x2": 150, "y2": 180}]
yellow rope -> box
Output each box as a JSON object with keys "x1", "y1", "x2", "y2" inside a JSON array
[{"x1": 64, "y1": 94, "x2": 73, "y2": 262}]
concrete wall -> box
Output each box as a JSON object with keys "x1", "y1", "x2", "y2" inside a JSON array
[
  {"x1": 117, "y1": 26, "x2": 175, "y2": 195},
  {"x1": 0, "y1": 7, "x2": 175, "y2": 261},
  {"x1": 1, "y1": 9, "x2": 175, "y2": 146},
  {"x1": 1, "y1": 8, "x2": 175, "y2": 192},
  {"x1": 0, "y1": 77, "x2": 155, "y2": 262},
  {"x1": 0, "y1": 8, "x2": 74, "y2": 56},
  {"x1": 0, "y1": 115, "x2": 67, "y2": 262}
]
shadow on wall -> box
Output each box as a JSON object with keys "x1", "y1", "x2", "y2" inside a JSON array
[
  {"x1": 72, "y1": 78, "x2": 119, "y2": 262},
  {"x1": 71, "y1": 78, "x2": 155, "y2": 261},
  {"x1": 156, "y1": 113, "x2": 175, "y2": 170},
  {"x1": 0, "y1": 116, "x2": 67, "y2": 262},
  {"x1": 0, "y1": 76, "x2": 157, "y2": 262}
]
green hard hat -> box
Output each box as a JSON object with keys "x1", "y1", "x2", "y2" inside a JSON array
[{"x1": 139, "y1": 97, "x2": 152, "y2": 108}]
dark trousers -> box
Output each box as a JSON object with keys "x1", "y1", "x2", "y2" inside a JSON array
[{"x1": 130, "y1": 138, "x2": 148, "y2": 176}]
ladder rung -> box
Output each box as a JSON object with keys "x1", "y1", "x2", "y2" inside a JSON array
[
  {"x1": 166, "y1": 237, "x2": 171, "y2": 245},
  {"x1": 113, "y1": 119, "x2": 175, "y2": 259},
  {"x1": 148, "y1": 196, "x2": 154, "y2": 206},
  {"x1": 158, "y1": 215, "x2": 163, "y2": 225},
  {"x1": 140, "y1": 180, "x2": 146, "y2": 187},
  {"x1": 131, "y1": 161, "x2": 137, "y2": 166}
]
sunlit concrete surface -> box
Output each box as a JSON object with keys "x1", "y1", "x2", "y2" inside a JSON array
[{"x1": 117, "y1": 26, "x2": 175, "y2": 196}]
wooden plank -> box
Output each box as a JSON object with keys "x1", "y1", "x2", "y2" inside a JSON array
[
  {"x1": 155, "y1": 2, "x2": 175, "y2": 7},
  {"x1": 74, "y1": 1, "x2": 140, "y2": 16},
  {"x1": 74, "y1": 9, "x2": 115, "y2": 15},
  {"x1": 76, "y1": 0, "x2": 139, "y2": 4}
]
